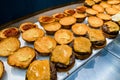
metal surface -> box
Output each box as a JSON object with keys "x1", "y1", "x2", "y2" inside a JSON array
[
  {"x1": 0, "y1": 21, "x2": 117, "y2": 80},
  {"x1": 65, "y1": 48, "x2": 120, "y2": 80},
  {"x1": 0, "y1": 2, "x2": 120, "y2": 80},
  {"x1": 105, "y1": 35, "x2": 120, "y2": 59}
]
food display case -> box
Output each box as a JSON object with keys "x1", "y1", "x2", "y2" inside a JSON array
[{"x1": 0, "y1": 0, "x2": 120, "y2": 80}]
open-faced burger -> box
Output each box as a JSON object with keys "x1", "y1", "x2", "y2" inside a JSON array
[
  {"x1": 73, "y1": 37, "x2": 92, "y2": 60},
  {"x1": 50, "y1": 45, "x2": 75, "y2": 71},
  {"x1": 26, "y1": 60, "x2": 57, "y2": 80}
]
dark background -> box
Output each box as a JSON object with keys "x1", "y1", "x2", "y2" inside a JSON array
[{"x1": 0, "y1": 0, "x2": 79, "y2": 25}]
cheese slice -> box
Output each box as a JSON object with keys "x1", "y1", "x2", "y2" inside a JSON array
[
  {"x1": 88, "y1": 29, "x2": 105, "y2": 41},
  {"x1": 27, "y1": 60, "x2": 50, "y2": 80},
  {"x1": 104, "y1": 21, "x2": 119, "y2": 32},
  {"x1": 51, "y1": 45, "x2": 72, "y2": 65},
  {"x1": 74, "y1": 37, "x2": 91, "y2": 52}
]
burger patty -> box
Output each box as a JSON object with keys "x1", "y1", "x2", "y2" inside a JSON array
[
  {"x1": 53, "y1": 53, "x2": 75, "y2": 69},
  {"x1": 73, "y1": 46, "x2": 92, "y2": 55},
  {"x1": 102, "y1": 25, "x2": 119, "y2": 35},
  {"x1": 50, "y1": 62, "x2": 57, "y2": 80},
  {"x1": 92, "y1": 40, "x2": 106, "y2": 46},
  {"x1": 74, "y1": 52, "x2": 91, "y2": 60},
  {"x1": 73, "y1": 47, "x2": 92, "y2": 60}
]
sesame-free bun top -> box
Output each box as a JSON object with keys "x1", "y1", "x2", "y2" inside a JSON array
[
  {"x1": 105, "y1": 7, "x2": 119, "y2": 15},
  {"x1": 86, "y1": 8, "x2": 98, "y2": 16},
  {"x1": 92, "y1": 4, "x2": 104, "y2": 13},
  {"x1": 73, "y1": 37, "x2": 91, "y2": 53},
  {"x1": 72, "y1": 23, "x2": 88, "y2": 36},
  {"x1": 22, "y1": 28, "x2": 44, "y2": 42},
  {"x1": 34, "y1": 36, "x2": 56, "y2": 54},
  {"x1": 43, "y1": 22, "x2": 61, "y2": 32},
  {"x1": 99, "y1": 1, "x2": 111, "y2": 8},
  {"x1": 88, "y1": 16, "x2": 103, "y2": 28},
  {"x1": 72, "y1": 12, "x2": 86, "y2": 19},
  {"x1": 59, "y1": 16, "x2": 76, "y2": 26},
  {"x1": 51, "y1": 45, "x2": 72, "y2": 65},
  {"x1": 26, "y1": 60, "x2": 50, "y2": 80},
  {"x1": 112, "y1": 4, "x2": 120, "y2": 10},
  {"x1": 0, "y1": 37, "x2": 20, "y2": 57},
  {"x1": 88, "y1": 28, "x2": 105, "y2": 41},
  {"x1": 104, "y1": 21, "x2": 119, "y2": 32},
  {"x1": 107, "y1": 0, "x2": 120, "y2": 5},
  {"x1": 84, "y1": 0, "x2": 95, "y2": 7},
  {"x1": 7, "y1": 46, "x2": 36, "y2": 68},
  {"x1": 54, "y1": 29, "x2": 74, "y2": 44},
  {"x1": 96, "y1": 13, "x2": 111, "y2": 21}
]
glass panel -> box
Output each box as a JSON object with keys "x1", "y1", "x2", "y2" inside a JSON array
[{"x1": 65, "y1": 49, "x2": 120, "y2": 80}]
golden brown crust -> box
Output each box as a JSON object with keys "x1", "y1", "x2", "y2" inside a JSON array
[
  {"x1": 76, "y1": 6, "x2": 87, "y2": 13},
  {"x1": 7, "y1": 46, "x2": 36, "y2": 69},
  {"x1": 64, "y1": 9, "x2": 76, "y2": 16},
  {"x1": 26, "y1": 60, "x2": 51, "y2": 80},
  {"x1": 34, "y1": 36, "x2": 56, "y2": 55},
  {"x1": 86, "y1": 8, "x2": 98, "y2": 16},
  {"x1": 52, "y1": 13, "x2": 67, "y2": 21},
  {"x1": 72, "y1": 23, "x2": 88, "y2": 36},
  {"x1": 93, "y1": 0, "x2": 101, "y2": 3},
  {"x1": 99, "y1": 1, "x2": 111, "y2": 8},
  {"x1": 96, "y1": 13, "x2": 111, "y2": 21},
  {"x1": 112, "y1": 4, "x2": 120, "y2": 10},
  {"x1": 88, "y1": 28, "x2": 106, "y2": 49},
  {"x1": 38, "y1": 16, "x2": 55, "y2": 26},
  {"x1": 72, "y1": 12, "x2": 87, "y2": 22},
  {"x1": 102, "y1": 21, "x2": 119, "y2": 38},
  {"x1": 84, "y1": 0, "x2": 95, "y2": 7},
  {"x1": 0, "y1": 60, "x2": 4, "y2": 79},
  {"x1": 105, "y1": 7, "x2": 119, "y2": 15},
  {"x1": 92, "y1": 4, "x2": 104, "y2": 13},
  {"x1": 19, "y1": 22, "x2": 38, "y2": 32},
  {"x1": 107, "y1": 0, "x2": 120, "y2": 5},
  {"x1": 0, "y1": 37, "x2": 20, "y2": 57},
  {"x1": 73, "y1": 37, "x2": 92, "y2": 53},
  {"x1": 72, "y1": 36, "x2": 92, "y2": 60},
  {"x1": 51, "y1": 45, "x2": 75, "y2": 72},
  {"x1": 73, "y1": 13, "x2": 86, "y2": 18},
  {"x1": 59, "y1": 16, "x2": 76, "y2": 28},
  {"x1": 88, "y1": 28, "x2": 105, "y2": 41},
  {"x1": 51, "y1": 45, "x2": 72, "y2": 65},
  {"x1": 0, "y1": 27, "x2": 20, "y2": 39},
  {"x1": 104, "y1": 21, "x2": 119, "y2": 32},
  {"x1": 88, "y1": 16, "x2": 103, "y2": 28},
  {"x1": 43, "y1": 22, "x2": 61, "y2": 35},
  {"x1": 22, "y1": 28, "x2": 44, "y2": 42},
  {"x1": 54, "y1": 29, "x2": 74, "y2": 44}
]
